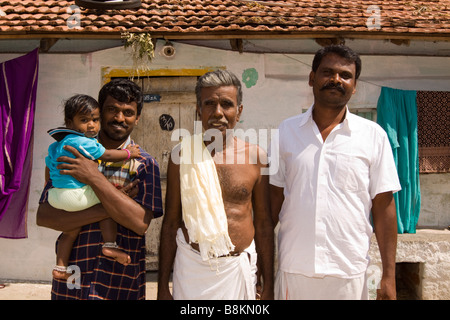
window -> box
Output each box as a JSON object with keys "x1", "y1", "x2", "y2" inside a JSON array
[{"x1": 417, "y1": 91, "x2": 450, "y2": 173}]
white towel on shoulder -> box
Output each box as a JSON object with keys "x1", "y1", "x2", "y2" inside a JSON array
[{"x1": 179, "y1": 133, "x2": 235, "y2": 261}]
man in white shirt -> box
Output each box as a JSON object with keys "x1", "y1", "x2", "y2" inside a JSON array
[{"x1": 270, "y1": 45, "x2": 401, "y2": 300}]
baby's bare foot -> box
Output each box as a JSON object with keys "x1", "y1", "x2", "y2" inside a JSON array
[
  {"x1": 102, "y1": 243, "x2": 131, "y2": 265},
  {"x1": 52, "y1": 266, "x2": 70, "y2": 280}
]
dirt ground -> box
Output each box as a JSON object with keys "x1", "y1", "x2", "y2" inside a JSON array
[{"x1": 0, "y1": 271, "x2": 163, "y2": 300}]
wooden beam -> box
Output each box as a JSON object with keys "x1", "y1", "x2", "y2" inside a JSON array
[
  {"x1": 39, "y1": 38, "x2": 59, "y2": 53},
  {"x1": 0, "y1": 31, "x2": 448, "y2": 43},
  {"x1": 315, "y1": 38, "x2": 346, "y2": 47},
  {"x1": 230, "y1": 39, "x2": 243, "y2": 53}
]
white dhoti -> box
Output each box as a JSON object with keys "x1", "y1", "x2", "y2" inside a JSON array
[
  {"x1": 173, "y1": 228, "x2": 257, "y2": 300},
  {"x1": 275, "y1": 270, "x2": 369, "y2": 300}
]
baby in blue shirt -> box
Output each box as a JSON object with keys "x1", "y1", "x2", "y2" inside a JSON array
[{"x1": 45, "y1": 94, "x2": 141, "y2": 280}]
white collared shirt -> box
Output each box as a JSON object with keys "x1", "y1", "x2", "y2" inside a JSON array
[{"x1": 269, "y1": 105, "x2": 401, "y2": 278}]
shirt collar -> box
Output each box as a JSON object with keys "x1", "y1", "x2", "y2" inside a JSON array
[
  {"x1": 118, "y1": 136, "x2": 132, "y2": 150},
  {"x1": 300, "y1": 104, "x2": 356, "y2": 132},
  {"x1": 298, "y1": 104, "x2": 314, "y2": 128}
]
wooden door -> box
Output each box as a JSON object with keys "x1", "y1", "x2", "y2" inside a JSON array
[{"x1": 132, "y1": 76, "x2": 197, "y2": 270}]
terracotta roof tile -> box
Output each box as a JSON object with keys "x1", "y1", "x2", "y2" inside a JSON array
[{"x1": 0, "y1": 0, "x2": 448, "y2": 38}]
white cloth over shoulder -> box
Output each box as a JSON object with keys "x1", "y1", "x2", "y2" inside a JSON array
[
  {"x1": 173, "y1": 228, "x2": 257, "y2": 300},
  {"x1": 179, "y1": 133, "x2": 235, "y2": 261}
]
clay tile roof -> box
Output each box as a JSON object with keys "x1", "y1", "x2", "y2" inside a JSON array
[{"x1": 0, "y1": 0, "x2": 449, "y2": 39}]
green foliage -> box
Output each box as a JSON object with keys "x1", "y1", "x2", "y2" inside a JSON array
[{"x1": 121, "y1": 32, "x2": 155, "y2": 74}]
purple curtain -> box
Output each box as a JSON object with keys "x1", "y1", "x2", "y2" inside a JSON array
[{"x1": 0, "y1": 48, "x2": 39, "y2": 238}]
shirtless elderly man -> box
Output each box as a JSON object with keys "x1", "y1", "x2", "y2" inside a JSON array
[{"x1": 157, "y1": 69, "x2": 274, "y2": 300}]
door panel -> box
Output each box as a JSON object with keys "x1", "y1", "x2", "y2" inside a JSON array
[{"x1": 131, "y1": 76, "x2": 197, "y2": 270}]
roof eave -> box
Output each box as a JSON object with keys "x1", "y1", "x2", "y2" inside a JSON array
[{"x1": 1, "y1": 30, "x2": 449, "y2": 42}]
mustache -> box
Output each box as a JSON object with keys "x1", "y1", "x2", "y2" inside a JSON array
[
  {"x1": 208, "y1": 120, "x2": 228, "y2": 126},
  {"x1": 108, "y1": 121, "x2": 129, "y2": 129},
  {"x1": 321, "y1": 82, "x2": 345, "y2": 94}
]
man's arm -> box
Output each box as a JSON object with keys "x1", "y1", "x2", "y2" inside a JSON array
[
  {"x1": 252, "y1": 166, "x2": 274, "y2": 300},
  {"x1": 37, "y1": 178, "x2": 140, "y2": 232},
  {"x1": 38, "y1": 163, "x2": 110, "y2": 231},
  {"x1": 157, "y1": 155, "x2": 182, "y2": 300},
  {"x1": 56, "y1": 145, "x2": 153, "y2": 235},
  {"x1": 37, "y1": 202, "x2": 108, "y2": 232},
  {"x1": 44, "y1": 166, "x2": 50, "y2": 184},
  {"x1": 372, "y1": 191, "x2": 398, "y2": 300},
  {"x1": 270, "y1": 184, "x2": 284, "y2": 226}
]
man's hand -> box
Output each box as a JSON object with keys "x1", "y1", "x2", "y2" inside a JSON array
[
  {"x1": 376, "y1": 276, "x2": 397, "y2": 300},
  {"x1": 56, "y1": 145, "x2": 152, "y2": 235},
  {"x1": 120, "y1": 179, "x2": 140, "y2": 198},
  {"x1": 56, "y1": 145, "x2": 101, "y2": 185},
  {"x1": 157, "y1": 289, "x2": 174, "y2": 300}
]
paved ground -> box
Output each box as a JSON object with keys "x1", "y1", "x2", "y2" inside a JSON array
[
  {"x1": 2, "y1": 229, "x2": 448, "y2": 300},
  {"x1": 0, "y1": 271, "x2": 165, "y2": 300}
]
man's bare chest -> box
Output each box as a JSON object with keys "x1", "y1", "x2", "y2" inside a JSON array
[{"x1": 215, "y1": 164, "x2": 257, "y2": 203}]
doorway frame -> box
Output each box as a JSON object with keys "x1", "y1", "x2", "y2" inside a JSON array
[
  {"x1": 101, "y1": 66, "x2": 224, "y2": 85},
  {"x1": 100, "y1": 66, "x2": 225, "y2": 270}
]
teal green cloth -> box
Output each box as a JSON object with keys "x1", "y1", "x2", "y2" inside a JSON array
[{"x1": 376, "y1": 87, "x2": 421, "y2": 233}]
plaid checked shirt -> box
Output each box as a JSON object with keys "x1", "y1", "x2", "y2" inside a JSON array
[{"x1": 39, "y1": 138, "x2": 163, "y2": 300}]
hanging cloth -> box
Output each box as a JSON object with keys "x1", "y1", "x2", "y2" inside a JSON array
[
  {"x1": 0, "y1": 48, "x2": 39, "y2": 238},
  {"x1": 416, "y1": 91, "x2": 450, "y2": 173},
  {"x1": 376, "y1": 86, "x2": 421, "y2": 234}
]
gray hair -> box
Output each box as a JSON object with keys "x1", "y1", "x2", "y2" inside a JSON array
[{"x1": 195, "y1": 69, "x2": 243, "y2": 106}]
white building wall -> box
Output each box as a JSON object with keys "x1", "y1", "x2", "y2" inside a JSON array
[{"x1": 0, "y1": 41, "x2": 449, "y2": 281}]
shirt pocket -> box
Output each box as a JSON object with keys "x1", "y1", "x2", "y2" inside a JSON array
[{"x1": 333, "y1": 154, "x2": 367, "y2": 192}]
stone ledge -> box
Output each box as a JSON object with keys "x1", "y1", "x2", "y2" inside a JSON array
[
  {"x1": 369, "y1": 228, "x2": 450, "y2": 300},
  {"x1": 397, "y1": 229, "x2": 450, "y2": 243}
]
